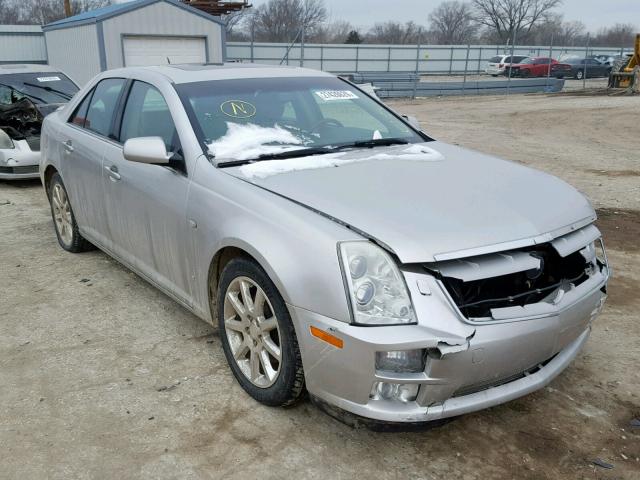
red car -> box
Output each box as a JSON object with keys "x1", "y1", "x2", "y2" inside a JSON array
[{"x1": 505, "y1": 57, "x2": 572, "y2": 78}]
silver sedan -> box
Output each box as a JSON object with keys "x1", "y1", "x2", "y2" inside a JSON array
[{"x1": 40, "y1": 64, "x2": 609, "y2": 427}]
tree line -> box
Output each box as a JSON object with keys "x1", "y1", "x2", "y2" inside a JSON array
[
  {"x1": 227, "y1": 0, "x2": 637, "y2": 48},
  {"x1": 0, "y1": 0, "x2": 113, "y2": 25},
  {"x1": 0, "y1": 0, "x2": 636, "y2": 48}
]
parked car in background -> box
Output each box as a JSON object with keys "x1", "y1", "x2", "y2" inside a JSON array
[
  {"x1": 505, "y1": 57, "x2": 572, "y2": 78},
  {"x1": 40, "y1": 64, "x2": 609, "y2": 427},
  {"x1": 485, "y1": 55, "x2": 529, "y2": 76},
  {"x1": 0, "y1": 64, "x2": 78, "y2": 180},
  {"x1": 565, "y1": 58, "x2": 612, "y2": 79}
]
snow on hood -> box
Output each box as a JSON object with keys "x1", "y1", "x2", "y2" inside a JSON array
[
  {"x1": 209, "y1": 122, "x2": 304, "y2": 162},
  {"x1": 238, "y1": 143, "x2": 444, "y2": 179}
]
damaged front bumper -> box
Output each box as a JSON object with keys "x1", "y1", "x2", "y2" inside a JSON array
[
  {"x1": 293, "y1": 228, "x2": 609, "y2": 425},
  {"x1": 0, "y1": 139, "x2": 39, "y2": 179}
]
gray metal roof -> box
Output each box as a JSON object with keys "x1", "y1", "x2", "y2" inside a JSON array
[
  {"x1": 43, "y1": 0, "x2": 225, "y2": 31},
  {"x1": 0, "y1": 64, "x2": 61, "y2": 75}
]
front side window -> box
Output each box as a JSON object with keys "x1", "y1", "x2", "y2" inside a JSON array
[
  {"x1": 176, "y1": 76, "x2": 424, "y2": 163},
  {"x1": 119, "y1": 81, "x2": 179, "y2": 153},
  {"x1": 84, "y1": 78, "x2": 125, "y2": 137}
]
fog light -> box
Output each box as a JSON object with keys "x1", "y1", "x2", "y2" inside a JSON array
[
  {"x1": 370, "y1": 382, "x2": 419, "y2": 403},
  {"x1": 375, "y1": 349, "x2": 425, "y2": 373}
]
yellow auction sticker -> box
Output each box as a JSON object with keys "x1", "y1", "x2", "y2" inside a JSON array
[{"x1": 220, "y1": 100, "x2": 256, "y2": 118}]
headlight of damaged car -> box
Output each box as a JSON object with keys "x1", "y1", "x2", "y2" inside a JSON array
[
  {"x1": 0, "y1": 129, "x2": 14, "y2": 149},
  {"x1": 339, "y1": 242, "x2": 416, "y2": 326}
]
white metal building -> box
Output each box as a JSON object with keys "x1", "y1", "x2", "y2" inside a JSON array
[
  {"x1": 42, "y1": 0, "x2": 226, "y2": 85},
  {"x1": 0, "y1": 25, "x2": 47, "y2": 65}
]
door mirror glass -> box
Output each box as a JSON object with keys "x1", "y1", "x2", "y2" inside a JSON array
[
  {"x1": 402, "y1": 115, "x2": 421, "y2": 130},
  {"x1": 123, "y1": 136, "x2": 171, "y2": 165}
]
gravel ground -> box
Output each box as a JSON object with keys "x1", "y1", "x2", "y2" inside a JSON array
[{"x1": 1, "y1": 92, "x2": 639, "y2": 479}]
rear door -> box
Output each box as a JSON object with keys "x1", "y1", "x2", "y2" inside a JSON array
[
  {"x1": 59, "y1": 78, "x2": 126, "y2": 248},
  {"x1": 101, "y1": 80, "x2": 194, "y2": 305}
]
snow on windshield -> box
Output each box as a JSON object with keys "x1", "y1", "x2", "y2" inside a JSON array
[
  {"x1": 239, "y1": 144, "x2": 444, "y2": 179},
  {"x1": 208, "y1": 122, "x2": 305, "y2": 162}
]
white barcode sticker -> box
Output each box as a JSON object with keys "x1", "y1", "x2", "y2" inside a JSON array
[
  {"x1": 36, "y1": 76, "x2": 61, "y2": 82},
  {"x1": 314, "y1": 90, "x2": 359, "y2": 101}
]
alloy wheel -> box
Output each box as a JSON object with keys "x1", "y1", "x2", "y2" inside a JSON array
[
  {"x1": 223, "y1": 276, "x2": 282, "y2": 388},
  {"x1": 51, "y1": 183, "x2": 73, "y2": 246}
]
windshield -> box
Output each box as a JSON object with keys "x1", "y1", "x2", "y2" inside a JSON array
[
  {"x1": 176, "y1": 76, "x2": 425, "y2": 163},
  {"x1": 0, "y1": 72, "x2": 79, "y2": 105},
  {"x1": 518, "y1": 58, "x2": 535, "y2": 65}
]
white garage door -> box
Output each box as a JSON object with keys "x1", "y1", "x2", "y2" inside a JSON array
[{"x1": 123, "y1": 36, "x2": 206, "y2": 67}]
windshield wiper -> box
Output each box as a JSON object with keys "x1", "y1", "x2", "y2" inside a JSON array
[
  {"x1": 216, "y1": 138, "x2": 410, "y2": 168},
  {"x1": 0, "y1": 82, "x2": 46, "y2": 104},
  {"x1": 217, "y1": 146, "x2": 336, "y2": 168},
  {"x1": 334, "y1": 138, "x2": 409, "y2": 150},
  {"x1": 22, "y1": 82, "x2": 73, "y2": 101}
]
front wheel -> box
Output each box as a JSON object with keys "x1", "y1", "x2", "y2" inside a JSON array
[
  {"x1": 217, "y1": 257, "x2": 305, "y2": 407},
  {"x1": 575, "y1": 70, "x2": 584, "y2": 80}
]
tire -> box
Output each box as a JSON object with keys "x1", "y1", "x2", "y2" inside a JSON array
[
  {"x1": 217, "y1": 257, "x2": 305, "y2": 407},
  {"x1": 575, "y1": 70, "x2": 584, "y2": 80},
  {"x1": 48, "y1": 173, "x2": 94, "y2": 253}
]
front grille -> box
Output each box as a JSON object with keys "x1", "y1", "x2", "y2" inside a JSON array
[
  {"x1": 0, "y1": 165, "x2": 38, "y2": 174},
  {"x1": 432, "y1": 242, "x2": 593, "y2": 319}
]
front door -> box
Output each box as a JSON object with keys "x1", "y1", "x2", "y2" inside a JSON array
[
  {"x1": 60, "y1": 78, "x2": 126, "y2": 249},
  {"x1": 101, "y1": 80, "x2": 193, "y2": 305}
]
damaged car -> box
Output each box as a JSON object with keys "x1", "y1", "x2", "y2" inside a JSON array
[
  {"x1": 0, "y1": 64, "x2": 78, "y2": 179},
  {"x1": 40, "y1": 64, "x2": 609, "y2": 427}
]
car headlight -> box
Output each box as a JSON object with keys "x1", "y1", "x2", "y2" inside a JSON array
[
  {"x1": 0, "y1": 129, "x2": 15, "y2": 150},
  {"x1": 339, "y1": 241, "x2": 416, "y2": 326}
]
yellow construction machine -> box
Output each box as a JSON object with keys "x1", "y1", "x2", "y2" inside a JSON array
[{"x1": 609, "y1": 34, "x2": 640, "y2": 92}]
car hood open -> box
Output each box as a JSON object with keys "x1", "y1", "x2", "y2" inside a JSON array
[{"x1": 225, "y1": 142, "x2": 596, "y2": 263}]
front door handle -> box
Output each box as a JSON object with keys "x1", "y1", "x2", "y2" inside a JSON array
[
  {"x1": 104, "y1": 165, "x2": 121, "y2": 181},
  {"x1": 63, "y1": 140, "x2": 74, "y2": 153}
]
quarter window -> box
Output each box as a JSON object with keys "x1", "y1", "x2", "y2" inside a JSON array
[
  {"x1": 69, "y1": 89, "x2": 94, "y2": 127},
  {"x1": 84, "y1": 78, "x2": 125, "y2": 137},
  {"x1": 119, "y1": 81, "x2": 179, "y2": 153}
]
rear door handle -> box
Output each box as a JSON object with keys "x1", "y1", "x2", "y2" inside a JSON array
[
  {"x1": 104, "y1": 165, "x2": 121, "y2": 181},
  {"x1": 63, "y1": 140, "x2": 74, "y2": 153}
]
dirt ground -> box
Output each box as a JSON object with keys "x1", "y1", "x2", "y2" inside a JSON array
[{"x1": 1, "y1": 93, "x2": 639, "y2": 479}]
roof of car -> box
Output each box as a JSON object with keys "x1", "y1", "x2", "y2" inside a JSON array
[
  {"x1": 104, "y1": 63, "x2": 334, "y2": 84},
  {"x1": 0, "y1": 64, "x2": 62, "y2": 75}
]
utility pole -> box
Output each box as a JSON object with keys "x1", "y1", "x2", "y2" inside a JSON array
[{"x1": 63, "y1": 0, "x2": 72, "y2": 17}]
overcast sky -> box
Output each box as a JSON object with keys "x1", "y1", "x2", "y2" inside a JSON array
[{"x1": 246, "y1": 0, "x2": 640, "y2": 32}]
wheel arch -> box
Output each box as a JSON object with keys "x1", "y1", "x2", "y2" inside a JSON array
[
  {"x1": 205, "y1": 240, "x2": 291, "y2": 325},
  {"x1": 43, "y1": 165, "x2": 59, "y2": 194}
]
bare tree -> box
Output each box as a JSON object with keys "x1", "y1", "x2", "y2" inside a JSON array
[
  {"x1": 592, "y1": 23, "x2": 637, "y2": 47},
  {"x1": 252, "y1": 0, "x2": 327, "y2": 43},
  {"x1": 366, "y1": 21, "x2": 424, "y2": 44},
  {"x1": 428, "y1": 1, "x2": 478, "y2": 44},
  {"x1": 314, "y1": 20, "x2": 353, "y2": 43},
  {"x1": 2, "y1": 0, "x2": 112, "y2": 25},
  {"x1": 0, "y1": 0, "x2": 21, "y2": 23},
  {"x1": 472, "y1": 0, "x2": 563, "y2": 43},
  {"x1": 525, "y1": 13, "x2": 585, "y2": 46}
]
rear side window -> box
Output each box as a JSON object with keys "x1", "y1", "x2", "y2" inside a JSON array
[
  {"x1": 119, "y1": 81, "x2": 179, "y2": 153},
  {"x1": 84, "y1": 78, "x2": 125, "y2": 137},
  {"x1": 69, "y1": 90, "x2": 94, "y2": 127}
]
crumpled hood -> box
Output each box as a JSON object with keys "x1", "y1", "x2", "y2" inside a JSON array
[{"x1": 225, "y1": 142, "x2": 595, "y2": 263}]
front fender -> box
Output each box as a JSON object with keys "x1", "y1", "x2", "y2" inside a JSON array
[{"x1": 188, "y1": 159, "x2": 362, "y2": 324}]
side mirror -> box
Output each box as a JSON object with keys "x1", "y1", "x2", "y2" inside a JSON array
[
  {"x1": 123, "y1": 137, "x2": 172, "y2": 165},
  {"x1": 402, "y1": 115, "x2": 421, "y2": 130}
]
